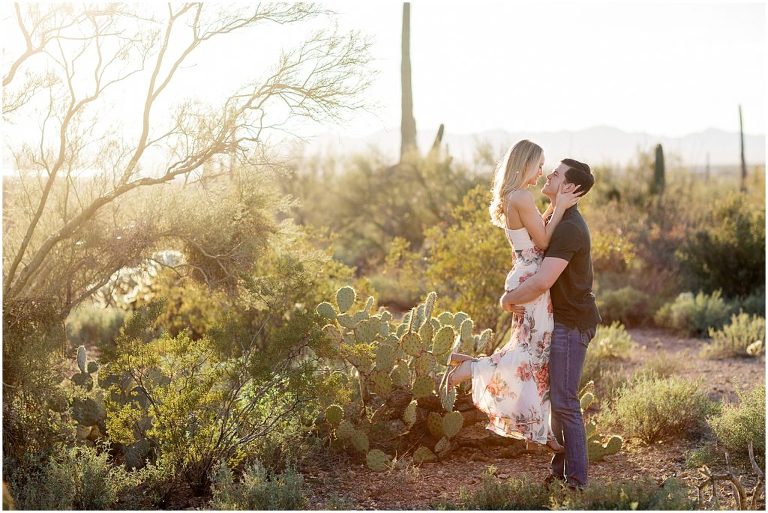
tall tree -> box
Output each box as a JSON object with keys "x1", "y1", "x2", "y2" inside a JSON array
[
  {"x1": 2, "y1": 3, "x2": 371, "y2": 317},
  {"x1": 739, "y1": 104, "x2": 747, "y2": 192},
  {"x1": 400, "y1": 2, "x2": 417, "y2": 160}
]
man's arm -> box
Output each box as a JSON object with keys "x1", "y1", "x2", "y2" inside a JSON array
[{"x1": 499, "y1": 257, "x2": 569, "y2": 311}]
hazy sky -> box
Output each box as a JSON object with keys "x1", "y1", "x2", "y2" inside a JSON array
[
  {"x1": 322, "y1": 0, "x2": 766, "y2": 138},
  {"x1": 2, "y1": 1, "x2": 765, "y2": 147}
]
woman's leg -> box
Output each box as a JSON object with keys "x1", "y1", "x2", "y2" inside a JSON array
[{"x1": 447, "y1": 359, "x2": 473, "y2": 387}]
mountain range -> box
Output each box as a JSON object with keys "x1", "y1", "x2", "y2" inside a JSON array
[{"x1": 300, "y1": 126, "x2": 765, "y2": 170}]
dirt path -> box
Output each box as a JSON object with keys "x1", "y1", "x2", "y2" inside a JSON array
[{"x1": 301, "y1": 329, "x2": 765, "y2": 510}]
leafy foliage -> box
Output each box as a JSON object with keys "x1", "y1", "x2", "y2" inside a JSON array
[
  {"x1": 602, "y1": 376, "x2": 717, "y2": 443},
  {"x1": 708, "y1": 385, "x2": 765, "y2": 465},
  {"x1": 654, "y1": 290, "x2": 735, "y2": 337},
  {"x1": 701, "y1": 313, "x2": 766, "y2": 359},
  {"x1": 209, "y1": 460, "x2": 307, "y2": 510},
  {"x1": 677, "y1": 192, "x2": 765, "y2": 298}
]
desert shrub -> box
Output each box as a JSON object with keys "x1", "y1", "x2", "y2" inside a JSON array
[
  {"x1": 677, "y1": 191, "x2": 765, "y2": 298},
  {"x1": 452, "y1": 468, "x2": 550, "y2": 510},
  {"x1": 580, "y1": 322, "x2": 633, "y2": 391},
  {"x1": 602, "y1": 376, "x2": 717, "y2": 443},
  {"x1": 370, "y1": 236, "x2": 426, "y2": 308},
  {"x1": 632, "y1": 353, "x2": 681, "y2": 382},
  {"x1": 685, "y1": 444, "x2": 721, "y2": 469},
  {"x1": 550, "y1": 476, "x2": 695, "y2": 510},
  {"x1": 9, "y1": 444, "x2": 139, "y2": 510},
  {"x1": 654, "y1": 290, "x2": 735, "y2": 337},
  {"x1": 209, "y1": 460, "x2": 307, "y2": 510},
  {"x1": 65, "y1": 303, "x2": 128, "y2": 350},
  {"x1": 738, "y1": 287, "x2": 765, "y2": 316},
  {"x1": 424, "y1": 185, "x2": 512, "y2": 331},
  {"x1": 597, "y1": 286, "x2": 652, "y2": 327},
  {"x1": 700, "y1": 313, "x2": 766, "y2": 359},
  {"x1": 709, "y1": 385, "x2": 765, "y2": 465}
]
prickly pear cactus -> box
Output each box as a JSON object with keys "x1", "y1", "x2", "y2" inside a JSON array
[
  {"x1": 366, "y1": 449, "x2": 391, "y2": 472},
  {"x1": 71, "y1": 345, "x2": 99, "y2": 391},
  {"x1": 580, "y1": 382, "x2": 622, "y2": 461},
  {"x1": 315, "y1": 288, "x2": 495, "y2": 465}
]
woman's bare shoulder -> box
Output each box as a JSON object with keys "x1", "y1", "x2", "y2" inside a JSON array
[{"x1": 505, "y1": 189, "x2": 534, "y2": 206}]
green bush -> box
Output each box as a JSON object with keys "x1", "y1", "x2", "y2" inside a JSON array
[
  {"x1": 550, "y1": 476, "x2": 695, "y2": 510},
  {"x1": 597, "y1": 286, "x2": 652, "y2": 327},
  {"x1": 654, "y1": 290, "x2": 735, "y2": 337},
  {"x1": 738, "y1": 287, "x2": 765, "y2": 316},
  {"x1": 677, "y1": 191, "x2": 765, "y2": 298},
  {"x1": 581, "y1": 322, "x2": 633, "y2": 391},
  {"x1": 684, "y1": 444, "x2": 721, "y2": 469},
  {"x1": 631, "y1": 353, "x2": 681, "y2": 382},
  {"x1": 451, "y1": 468, "x2": 551, "y2": 510},
  {"x1": 65, "y1": 303, "x2": 127, "y2": 351},
  {"x1": 701, "y1": 313, "x2": 766, "y2": 359},
  {"x1": 9, "y1": 444, "x2": 139, "y2": 510},
  {"x1": 709, "y1": 385, "x2": 765, "y2": 465},
  {"x1": 602, "y1": 376, "x2": 717, "y2": 443},
  {"x1": 209, "y1": 460, "x2": 307, "y2": 510}
]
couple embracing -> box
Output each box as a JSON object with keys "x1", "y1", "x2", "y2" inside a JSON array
[{"x1": 441, "y1": 139, "x2": 602, "y2": 489}]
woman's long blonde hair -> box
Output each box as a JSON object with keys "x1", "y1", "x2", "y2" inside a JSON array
[{"x1": 489, "y1": 139, "x2": 543, "y2": 228}]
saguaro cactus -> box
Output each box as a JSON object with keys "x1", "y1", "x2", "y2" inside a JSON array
[
  {"x1": 651, "y1": 143, "x2": 665, "y2": 195},
  {"x1": 739, "y1": 104, "x2": 747, "y2": 193},
  {"x1": 400, "y1": 2, "x2": 417, "y2": 160}
]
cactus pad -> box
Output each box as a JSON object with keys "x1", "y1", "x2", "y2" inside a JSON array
[
  {"x1": 588, "y1": 435, "x2": 623, "y2": 462},
  {"x1": 424, "y1": 292, "x2": 437, "y2": 320},
  {"x1": 87, "y1": 361, "x2": 99, "y2": 374},
  {"x1": 441, "y1": 387, "x2": 457, "y2": 412},
  {"x1": 77, "y1": 345, "x2": 87, "y2": 374},
  {"x1": 442, "y1": 411, "x2": 464, "y2": 438},
  {"x1": 375, "y1": 343, "x2": 397, "y2": 372},
  {"x1": 366, "y1": 449, "x2": 390, "y2": 472},
  {"x1": 325, "y1": 404, "x2": 344, "y2": 426},
  {"x1": 432, "y1": 326, "x2": 455, "y2": 356},
  {"x1": 418, "y1": 321, "x2": 434, "y2": 345},
  {"x1": 459, "y1": 318, "x2": 473, "y2": 340},
  {"x1": 336, "y1": 420, "x2": 355, "y2": 439},
  {"x1": 363, "y1": 295, "x2": 375, "y2": 313},
  {"x1": 412, "y1": 352, "x2": 436, "y2": 376},
  {"x1": 380, "y1": 310, "x2": 392, "y2": 323},
  {"x1": 316, "y1": 302, "x2": 337, "y2": 319},
  {"x1": 401, "y1": 332, "x2": 424, "y2": 357},
  {"x1": 435, "y1": 436, "x2": 451, "y2": 456},
  {"x1": 412, "y1": 375, "x2": 434, "y2": 398},
  {"x1": 355, "y1": 318, "x2": 380, "y2": 344},
  {"x1": 402, "y1": 400, "x2": 418, "y2": 428},
  {"x1": 413, "y1": 446, "x2": 437, "y2": 464},
  {"x1": 453, "y1": 312, "x2": 469, "y2": 329},
  {"x1": 371, "y1": 370, "x2": 393, "y2": 397},
  {"x1": 390, "y1": 364, "x2": 410, "y2": 387},
  {"x1": 580, "y1": 392, "x2": 595, "y2": 412},
  {"x1": 437, "y1": 312, "x2": 454, "y2": 326},
  {"x1": 427, "y1": 412, "x2": 444, "y2": 438},
  {"x1": 336, "y1": 286, "x2": 356, "y2": 313},
  {"x1": 350, "y1": 429, "x2": 369, "y2": 453},
  {"x1": 337, "y1": 313, "x2": 357, "y2": 329},
  {"x1": 323, "y1": 324, "x2": 343, "y2": 343}
]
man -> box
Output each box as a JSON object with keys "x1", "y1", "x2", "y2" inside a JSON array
[{"x1": 499, "y1": 158, "x2": 602, "y2": 489}]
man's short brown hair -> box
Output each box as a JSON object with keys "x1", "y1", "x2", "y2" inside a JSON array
[{"x1": 561, "y1": 158, "x2": 594, "y2": 195}]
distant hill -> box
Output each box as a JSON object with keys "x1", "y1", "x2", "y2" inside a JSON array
[{"x1": 300, "y1": 126, "x2": 765, "y2": 169}]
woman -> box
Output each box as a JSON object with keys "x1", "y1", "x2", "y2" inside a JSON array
[{"x1": 441, "y1": 139, "x2": 580, "y2": 452}]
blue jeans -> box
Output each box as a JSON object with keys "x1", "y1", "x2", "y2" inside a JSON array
[{"x1": 549, "y1": 322, "x2": 596, "y2": 487}]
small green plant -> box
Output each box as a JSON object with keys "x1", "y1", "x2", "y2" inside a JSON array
[
  {"x1": 685, "y1": 444, "x2": 721, "y2": 469},
  {"x1": 701, "y1": 313, "x2": 766, "y2": 359},
  {"x1": 580, "y1": 383, "x2": 623, "y2": 461},
  {"x1": 708, "y1": 385, "x2": 765, "y2": 466},
  {"x1": 601, "y1": 376, "x2": 717, "y2": 443},
  {"x1": 209, "y1": 460, "x2": 307, "y2": 510},
  {"x1": 9, "y1": 444, "x2": 139, "y2": 510},
  {"x1": 738, "y1": 287, "x2": 765, "y2": 316},
  {"x1": 454, "y1": 469, "x2": 551, "y2": 510},
  {"x1": 654, "y1": 290, "x2": 735, "y2": 337},
  {"x1": 580, "y1": 322, "x2": 633, "y2": 391},
  {"x1": 550, "y1": 476, "x2": 695, "y2": 510}
]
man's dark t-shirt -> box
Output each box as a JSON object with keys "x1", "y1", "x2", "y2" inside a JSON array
[{"x1": 544, "y1": 206, "x2": 602, "y2": 330}]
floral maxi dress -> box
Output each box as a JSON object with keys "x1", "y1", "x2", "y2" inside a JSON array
[{"x1": 470, "y1": 226, "x2": 555, "y2": 444}]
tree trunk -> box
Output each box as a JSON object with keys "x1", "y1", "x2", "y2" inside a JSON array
[{"x1": 400, "y1": 2, "x2": 417, "y2": 161}]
